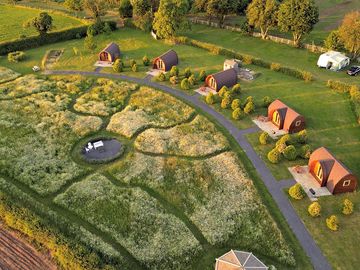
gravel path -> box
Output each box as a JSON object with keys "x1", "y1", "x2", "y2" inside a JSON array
[{"x1": 46, "y1": 70, "x2": 331, "y2": 270}]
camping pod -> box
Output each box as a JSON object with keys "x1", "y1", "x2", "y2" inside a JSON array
[
  {"x1": 205, "y1": 68, "x2": 238, "y2": 91},
  {"x1": 99, "y1": 42, "x2": 121, "y2": 62},
  {"x1": 308, "y1": 147, "x2": 358, "y2": 194},
  {"x1": 317, "y1": 51, "x2": 350, "y2": 71},
  {"x1": 267, "y1": 100, "x2": 305, "y2": 133},
  {"x1": 215, "y1": 250, "x2": 268, "y2": 270},
  {"x1": 152, "y1": 49, "x2": 178, "y2": 72}
]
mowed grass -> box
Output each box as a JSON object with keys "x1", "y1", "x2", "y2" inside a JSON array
[
  {"x1": 0, "y1": 5, "x2": 84, "y2": 42},
  {"x1": 181, "y1": 24, "x2": 357, "y2": 83},
  {"x1": 291, "y1": 192, "x2": 360, "y2": 270}
]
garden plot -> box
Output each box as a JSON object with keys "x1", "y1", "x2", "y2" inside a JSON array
[
  {"x1": 54, "y1": 174, "x2": 201, "y2": 270},
  {"x1": 135, "y1": 115, "x2": 229, "y2": 156},
  {"x1": 74, "y1": 79, "x2": 138, "y2": 116},
  {"x1": 0, "y1": 67, "x2": 20, "y2": 84},
  {"x1": 0, "y1": 75, "x2": 55, "y2": 99},
  {"x1": 110, "y1": 151, "x2": 295, "y2": 265},
  {"x1": 107, "y1": 87, "x2": 195, "y2": 138}
]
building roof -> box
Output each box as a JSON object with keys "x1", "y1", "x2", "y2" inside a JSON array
[
  {"x1": 268, "y1": 99, "x2": 303, "y2": 130},
  {"x1": 210, "y1": 68, "x2": 238, "y2": 88},
  {"x1": 215, "y1": 250, "x2": 268, "y2": 270},
  {"x1": 155, "y1": 49, "x2": 178, "y2": 67},
  {"x1": 309, "y1": 147, "x2": 356, "y2": 192},
  {"x1": 101, "y1": 42, "x2": 120, "y2": 56},
  {"x1": 320, "y1": 51, "x2": 349, "y2": 63}
]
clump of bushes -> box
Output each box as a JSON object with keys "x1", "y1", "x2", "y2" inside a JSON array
[
  {"x1": 129, "y1": 59, "x2": 136, "y2": 68},
  {"x1": 342, "y1": 199, "x2": 354, "y2": 215},
  {"x1": 231, "y1": 99, "x2": 241, "y2": 110},
  {"x1": 326, "y1": 215, "x2": 339, "y2": 231},
  {"x1": 184, "y1": 67, "x2": 192, "y2": 78},
  {"x1": 268, "y1": 148, "x2": 282, "y2": 164},
  {"x1": 206, "y1": 92, "x2": 215, "y2": 104},
  {"x1": 283, "y1": 145, "x2": 297, "y2": 160},
  {"x1": 218, "y1": 86, "x2": 229, "y2": 98},
  {"x1": 259, "y1": 132, "x2": 270, "y2": 145},
  {"x1": 198, "y1": 70, "x2": 207, "y2": 81},
  {"x1": 169, "y1": 76, "x2": 178, "y2": 85},
  {"x1": 188, "y1": 74, "x2": 196, "y2": 86},
  {"x1": 244, "y1": 101, "x2": 255, "y2": 114},
  {"x1": 288, "y1": 183, "x2": 305, "y2": 200},
  {"x1": 113, "y1": 59, "x2": 123, "y2": 73},
  {"x1": 270, "y1": 63, "x2": 281, "y2": 71},
  {"x1": 299, "y1": 144, "x2": 312, "y2": 159},
  {"x1": 8, "y1": 51, "x2": 26, "y2": 62},
  {"x1": 232, "y1": 108, "x2": 244, "y2": 120},
  {"x1": 181, "y1": 78, "x2": 190, "y2": 90},
  {"x1": 262, "y1": 96, "x2": 272, "y2": 107},
  {"x1": 308, "y1": 202, "x2": 321, "y2": 217},
  {"x1": 301, "y1": 71, "x2": 313, "y2": 82},
  {"x1": 231, "y1": 83, "x2": 241, "y2": 94},
  {"x1": 142, "y1": 55, "x2": 150, "y2": 66},
  {"x1": 132, "y1": 64, "x2": 138, "y2": 72},
  {"x1": 170, "y1": 66, "x2": 179, "y2": 77},
  {"x1": 156, "y1": 72, "x2": 166, "y2": 82},
  {"x1": 221, "y1": 97, "x2": 231, "y2": 109}
]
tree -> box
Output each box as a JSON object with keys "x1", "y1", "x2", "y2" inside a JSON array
[
  {"x1": 324, "y1": 30, "x2": 344, "y2": 51},
  {"x1": 119, "y1": 0, "x2": 133, "y2": 18},
  {"x1": 132, "y1": 64, "x2": 138, "y2": 72},
  {"x1": 131, "y1": 0, "x2": 153, "y2": 31},
  {"x1": 259, "y1": 132, "x2": 269, "y2": 145},
  {"x1": 262, "y1": 96, "x2": 272, "y2": 107},
  {"x1": 113, "y1": 59, "x2": 123, "y2": 72},
  {"x1": 283, "y1": 145, "x2": 297, "y2": 160},
  {"x1": 206, "y1": 92, "x2": 215, "y2": 104},
  {"x1": 156, "y1": 72, "x2": 166, "y2": 81},
  {"x1": 152, "y1": 0, "x2": 189, "y2": 39},
  {"x1": 244, "y1": 101, "x2": 255, "y2": 114},
  {"x1": 231, "y1": 83, "x2": 241, "y2": 94},
  {"x1": 221, "y1": 97, "x2": 231, "y2": 109},
  {"x1": 278, "y1": 0, "x2": 319, "y2": 47},
  {"x1": 268, "y1": 148, "x2": 282, "y2": 164},
  {"x1": 308, "y1": 202, "x2": 321, "y2": 217},
  {"x1": 170, "y1": 75, "x2": 178, "y2": 85},
  {"x1": 198, "y1": 70, "x2": 207, "y2": 81},
  {"x1": 184, "y1": 67, "x2": 192, "y2": 78},
  {"x1": 83, "y1": 0, "x2": 107, "y2": 19},
  {"x1": 296, "y1": 129, "x2": 307, "y2": 144},
  {"x1": 142, "y1": 55, "x2": 150, "y2": 66},
  {"x1": 84, "y1": 34, "x2": 97, "y2": 51},
  {"x1": 342, "y1": 199, "x2": 354, "y2": 215},
  {"x1": 232, "y1": 108, "x2": 243, "y2": 120},
  {"x1": 169, "y1": 66, "x2": 179, "y2": 77},
  {"x1": 246, "y1": 0, "x2": 278, "y2": 39},
  {"x1": 188, "y1": 74, "x2": 196, "y2": 86},
  {"x1": 206, "y1": 0, "x2": 238, "y2": 27},
  {"x1": 24, "y1": 12, "x2": 53, "y2": 35},
  {"x1": 231, "y1": 99, "x2": 241, "y2": 110},
  {"x1": 288, "y1": 183, "x2": 305, "y2": 200},
  {"x1": 64, "y1": 0, "x2": 83, "y2": 13},
  {"x1": 181, "y1": 78, "x2": 190, "y2": 90},
  {"x1": 326, "y1": 215, "x2": 339, "y2": 231},
  {"x1": 299, "y1": 144, "x2": 311, "y2": 159},
  {"x1": 218, "y1": 86, "x2": 229, "y2": 98},
  {"x1": 338, "y1": 11, "x2": 360, "y2": 57}
]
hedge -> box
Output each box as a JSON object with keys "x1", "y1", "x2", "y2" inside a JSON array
[
  {"x1": 0, "y1": 25, "x2": 88, "y2": 55},
  {"x1": 173, "y1": 36, "x2": 313, "y2": 81}
]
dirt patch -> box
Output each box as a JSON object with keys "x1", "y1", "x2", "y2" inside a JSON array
[
  {"x1": 0, "y1": 224, "x2": 56, "y2": 270},
  {"x1": 42, "y1": 50, "x2": 64, "y2": 70}
]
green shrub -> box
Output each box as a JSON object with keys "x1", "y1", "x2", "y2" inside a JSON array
[
  {"x1": 276, "y1": 134, "x2": 292, "y2": 148},
  {"x1": 262, "y1": 96, "x2": 272, "y2": 107},
  {"x1": 103, "y1": 22, "x2": 112, "y2": 35},
  {"x1": 342, "y1": 199, "x2": 354, "y2": 215},
  {"x1": 324, "y1": 30, "x2": 344, "y2": 51},
  {"x1": 223, "y1": 91, "x2": 234, "y2": 101},
  {"x1": 301, "y1": 71, "x2": 313, "y2": 82},
  {"x1": 268, "y1": 148, "x2": 282, "y2": 164},
  {"x1": 8, "y1": 51, "x2": 26, "y2": 62},
  {"x1": 299, "y1": 144, "x2": 312, "y2": 159},
  {"x1": 113, "y1": 59, "x2": 123, "y2": 73},
  {"x1": 184, "y1": 67, "x2": 192, "y2": 78},
  {"x1": 218, "y1": 86, "x2": 229, "y2": 98},
  {"x1": 245, "y1": 96, "x2": 253, "y2": 104},
  {"x1": 326, "y1": 80, "x2": 352, "y2": 93},
  {"x1": 296, "y1": 129, "x2": 307, "y2": 144},
  {"x1": 308, "y1": 202, "x2": 321, "y2": 217},
  {"x1": 142, "y1": 55, "x2": 150, "y2": 66},
  {"x1": 259, "y1": 132, "x2": 270, "y2": 145},
  {"x1": 188, "y1": 74, "x2": 196, "y2": 86},
  {"x1": 243, "y1": 55, "x2": 253, "y2": 64},
  {"x1": 156, "y1": 72, "x2": 166, "y2": 82},
  {"x1": 244, "y1": 101, "x2": 255, "y2": 114},
  {"x1": 169, "y1": 76, "x2": 178, "y2": 85},
  {"x1": 181, "y1": 78, "x2": 190, "y2": 90},
  {"x1": 288, "y1": 183, "x2": 305, "y2": 200},
  {"x1": 129, "y1": 59, "x2": 136, "y2": 67},
  {"x1": 231, "y1": 83, "x2": 241, "y2": 94},
  {"x1": 270, "y1": 63, "x2": 281, "y2": 71},
  {"x1": 283, "y1": 145, "x2": 297, "y2": 160},
  {"x1": 231, "y1": 99, "x2": 241, "y2": 110},
  {"x1": 132, "y1": 64, "x2": 138, "y2": 72},
  {"x1": 169, "y1": 66, "x2": 179, "y2": 77},
  {"x1": 198, "y1": 70, "x2": 207, "y2": 81},
  {"x1": 84, "y1": 34, "x2": 96, "y2": 51},
  {"x1": 221, "y1": 97, "x2": 231, "y2": 109},
  {"x1": 206, "y1": 92, "x2": 215, "y2": 104},
  {"x1": 350, "y1": 85, "x2": 360, "y2": 103},
  {"x1": 232, "y1": 108, "x2": 243, "y2": 120},
  {"x1": 326, "y1": 215, "x2": 339, "y2": 231}
]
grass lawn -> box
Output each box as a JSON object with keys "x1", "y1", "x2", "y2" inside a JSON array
[
  {"x1": 291, "y1": 192, "x2": 360, "y2": 270},
  {"x1": 0, "y1": 4, "x2": 84, "y2": 42}
]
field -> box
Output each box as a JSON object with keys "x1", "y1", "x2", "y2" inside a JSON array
[
  {"x1": 0, "y1": 72, "x2": 302, "y2": 269},
  {"x1": 0, "y1": 5, "x2": 84, "y2": 42}
]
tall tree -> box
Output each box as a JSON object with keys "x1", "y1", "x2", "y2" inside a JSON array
[
  {"x1": 64, "y1": 0, "x2": 83, "y2": 13},
  {"x1": 338, "y1": 11, "x2": 360, "y2": 57},
  {"x1": 206, "y1": 0, "x2": 237, "y2": 27},
  {"x1": 83, "y1": 0, "x2": 107, "y2": 19},
  {"x1": 119, "y1": 0, "x2": 133, "y2": 18},
  {"x1": 278, "y1": 0, "x2": 319, "y2": 47},
  {"x1": 24, "y1": 12, "x2": 53, "y2": 35},
  {"x1": 130, "y1": 0, "x2": 153, "y2": 31},
  {"x1": 152, "y1": 0, "x2": 189, "y2": 39},
  {"x1": 246, "y1": 0, "x2": 278, "y2": 39}
]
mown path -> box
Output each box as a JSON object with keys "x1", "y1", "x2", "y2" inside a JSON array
[{"x1": 45, "y1": 70, "x2": 331, "y2": 270}]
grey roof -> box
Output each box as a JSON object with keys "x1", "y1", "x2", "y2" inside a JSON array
[
  {"x1": 211, "y1": 68, "x2": 238, "y2": 90},
  {"x1": 101, "y1": 42, "x2": 120, "y2": 56},
  {"x1": 156, "y1": 49, "x2": 178, "y2": 69}
]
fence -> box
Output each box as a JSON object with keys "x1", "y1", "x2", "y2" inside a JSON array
[{"x1": 189, "y1": 18, "x2": 327, "y2": 54}]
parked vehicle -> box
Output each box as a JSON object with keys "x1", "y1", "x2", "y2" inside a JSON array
[{"x1": 347, "y1": 66, "x2": 360, "y2": 76}]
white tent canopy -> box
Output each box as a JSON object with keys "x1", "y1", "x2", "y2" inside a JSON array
[{"x1": 317, "y1": 51, "x2": 350, "y2": 71}]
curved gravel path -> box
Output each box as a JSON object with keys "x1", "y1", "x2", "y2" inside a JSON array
[{"x1": 46, "y1": 70, "x2": 331, "y2": 270}]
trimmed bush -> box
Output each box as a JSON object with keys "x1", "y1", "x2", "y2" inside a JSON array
[
  {"x1": 243, "y1": 55, "x2": 253, "y2": 64},
  {"x1": 231, "y1": 99, "x2": 241, "y2": 110},
  {"x1": 129, "y1": 59, "x2": 136, "y2": 67},
  {"x1": 221, "y1": 97, "x2": 231, "y2": 109},
  {"x1": 184, "y1": 67, "x2": 192, "y2": 78},
  {"x1": 188, "y1": 74, "x2": 196, "y2": 86},
  {"x1": 327, "y1": 80, "x2": 352, "y2": 93},
  {"x1": 223, "y1": 91, "x2": 234, "y2": 101},
  {"x1": 169, "y1": 66, "x2": 179, "y2": 77},
  {"x1": 113, "y1": 59, "x2": 123, "y2": 73},
  {"x1": 296, "y1": 129, "x2": 307, "y2": 144},
  {"x1": 289, "y1": 183, "x2": 305, "y2": 200},
  {"x1": 232, "y1": 108, "x2": 243, "y2": 120},
  {"x1": 181, "y1": 78, "x2": 190, "y2": 90},
  {"x1": 142, "y1": 55, "x2": 150, "y2": 66},
  {"x1": 218, "y1": 86, "x2": 229, "y2": 98},
  {"x1": 342, "y1": 199, "x2": 354, "y2": 215},
  {"x1": 84, "y1": 34, "x2": 96, "y2": 51},
  {"x1": 8, "y1": 51, "x2": 26, "y2": 62},
  {"x1": 299, "y1": 144, "x2": 312, "y2": 159},
  {"x1": 270, "y1": 63, "x2": 281, "y2": 71},
  {"x1": 245, "y1": 96, "x2": 254, "y2": 104},
  {"x1": 262, "y1": 96, "x2": 272, "y2": 107},
  {"x1": 350, "y1": 85, "x2": 360, "y2": 103},
  {"x1": 284, "y1": 144, "x2": 298, "y2": 160},
  {"x1": 169, "y1": 76, "x2": 178, "y2": 85},
  {"x1": 308, "y1": 202, "x2": 321, "y2": 217},
  {"x1": 156, "y1": 72, "x2": 166, "y2": 82},
  {"x1": 132, "y1": 64, "x2": 138, "y2": 72},
  {"x1": 301, "y1": 71, "x2": 313, "y2": 82},
  {"x1": 231, "y1": 83, "x2": 241, "y2": 94},
  {"x1": 268, "y1": 148, "x2": 282, "y2": 164},
  {"x1": 244, "y1": 101, "x2": 255, "y2": 114},
  {"x1": 259, "y1": 132, "x2": 270, "y2": 145},
  {"x1": 326, "y1": 215, "x2": 339, "y2": 231},
  {"x1": 276, "y1": 134, "x2": 292, "y2": 148},
  {"x1": 198, "y1": 70, "x2": 207, "y2": 81},
  {"x1": 206, "y1": 92, "x2": 215, "y2": 104}
]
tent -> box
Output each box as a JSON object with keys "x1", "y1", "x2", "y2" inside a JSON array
[{"x1": 317, "y1": 51, "x2": 350, "y2": 71}]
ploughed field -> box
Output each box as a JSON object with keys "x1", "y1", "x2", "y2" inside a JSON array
[{"x1": 0, "y1": 70, "x2": 296, "y2": 269}]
